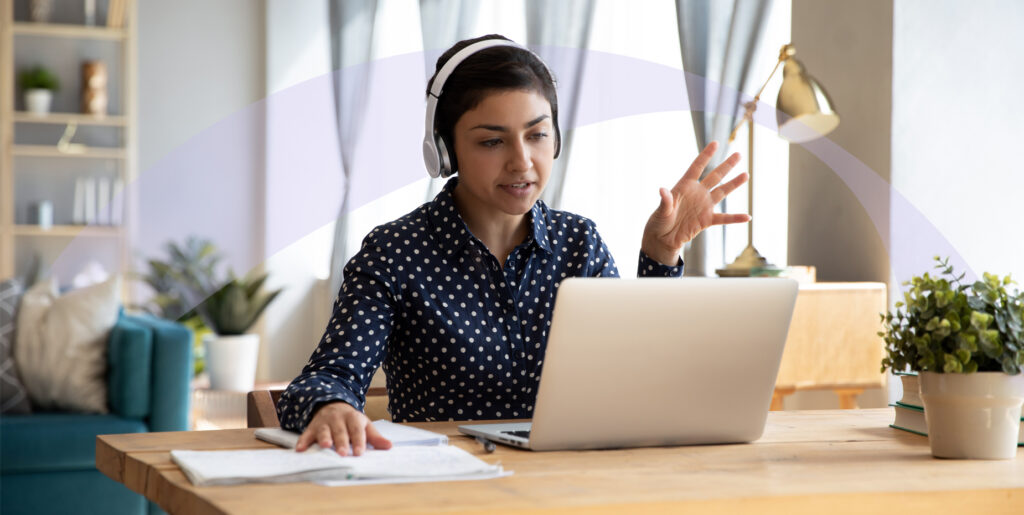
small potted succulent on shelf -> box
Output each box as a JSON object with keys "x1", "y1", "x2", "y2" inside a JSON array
[
  {"x1": 881, "y1": 256, "x2": 1024, "y2": 459},
  {"x1": 19, "y1": 66, "x2": 60, "y2": 115}
]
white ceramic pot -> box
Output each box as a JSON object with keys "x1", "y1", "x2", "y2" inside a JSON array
[
  {"x1": 25, "y1": 89, "x2": 53, "y2": 115},
  {"x1": 919, "y1": 371, "x2": 1024, "y2": 460},
  {"x1": 203, "y1": 333, "x2": 260, "y2": 392}
]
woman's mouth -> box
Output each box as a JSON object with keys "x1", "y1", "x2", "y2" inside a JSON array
[{"x1": 499, "y1": 182, "x2": 534, "y2": 198}]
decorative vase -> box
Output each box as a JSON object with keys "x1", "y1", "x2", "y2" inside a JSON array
[
  {"x1": 81, "y1": 60, "x2": 108, "y2": 115},
  {"x1": 919, "y1": 371, "x2": 1024, "y2": 460},
  {"x1": 203, "y1": 333, "x2": 260, "y2": 392},
  {"x1": 25, "y1": 89, "x2": 53, "y2": 115}
]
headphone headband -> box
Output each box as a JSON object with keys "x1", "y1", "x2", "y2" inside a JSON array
[{"x1": 422, "y1": 39, "x2": 560, "y2": 179}]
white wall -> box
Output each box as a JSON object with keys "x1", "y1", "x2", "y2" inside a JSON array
[
  {"x1": 891, "y1": 0, "x2": 1024, "y2": 286},
  {"x1": 787, "y1": 0, "x2": 1024, "y2": 409},
  {"x1": 136, "y1": 0, "x2": 266, "y2": 278},
  {"x1": 789, "y1": 0, "x2": 892, "y2": 285},
  {"x1": 787, "y1": 0, "x2": 893, "y2": 409},
  {"x1": 260, "y1": 0, "x2": 340, "y2": 382}
]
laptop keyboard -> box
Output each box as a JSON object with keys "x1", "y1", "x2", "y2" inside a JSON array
[{"x1": 501, "y1": 430, "x2": 531, "y2": 439}]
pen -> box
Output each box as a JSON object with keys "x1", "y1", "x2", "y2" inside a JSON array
[{"x1": 475, "y1": 436, "x2": 496, "y2": 453}]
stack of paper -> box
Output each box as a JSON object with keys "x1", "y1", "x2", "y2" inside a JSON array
[
  {"x1": 172, "y1": 421, "x2": 509, "y2": 487},
  {"x1": 171, "y1": 445, "x2": 507, "y2": 487}
]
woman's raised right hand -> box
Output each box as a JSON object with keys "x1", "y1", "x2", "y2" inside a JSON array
[{"x1": 294, "y1": 401, "x2": 392, "y2": 456}]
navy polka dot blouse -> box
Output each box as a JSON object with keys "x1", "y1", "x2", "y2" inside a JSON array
[{"x1": 277, "y1": 177, "x2": 683, "y2": 429}]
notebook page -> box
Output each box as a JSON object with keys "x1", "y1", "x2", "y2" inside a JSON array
[
  {"x1": 339, "y1": 445, "x2": 501, "y2": 479},
  {"x1": 171, "y1": 449, "x2": 348, "y2": 486}
]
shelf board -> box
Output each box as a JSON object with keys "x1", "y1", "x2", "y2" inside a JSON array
[
  {"x1": 12, "y1": 21, "x2": 126, "y2": 41},
  {"x1": 12, "y1": 144, "x2": 126, "y2": 159},
  {"x1": 13, "y1": 111, "x2": 127, "y2": 127},
  {"x1": 13, "y1": 224, "x2": 122, "y2": 238}
]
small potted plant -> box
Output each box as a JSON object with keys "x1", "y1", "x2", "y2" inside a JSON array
[
  {"x1": 193, "y1": 271, "x2": 282, "y2": 392},
  {"x1": 881, "y1": 256, "x2": 1024, "y2": 459},
  {"x1": 135, "y1": 236, "x2": 222, "y2": 377},
  {"x1": 19, "y1": 66, "x2": 60, "y2": 115}
]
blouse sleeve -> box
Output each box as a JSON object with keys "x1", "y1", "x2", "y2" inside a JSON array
[
  {"x1": 637, "y1": 250, "x2": 684, "y2": 277},
  {"x1": 276, "y1": 230, "x2": 398, "y2": 432}
]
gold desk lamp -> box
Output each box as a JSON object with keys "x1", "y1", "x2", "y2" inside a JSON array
[{"x1": 716, "y1": 44, "x2": 840, "y2": 277}]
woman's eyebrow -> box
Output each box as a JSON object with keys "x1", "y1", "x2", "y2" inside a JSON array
[{"x1": 470, "y1": 114, "x2": 550, "y2": 132}]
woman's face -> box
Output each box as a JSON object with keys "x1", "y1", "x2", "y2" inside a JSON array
[{"x1": 452, "y1": 89, "x2": 555, "y2": 221}]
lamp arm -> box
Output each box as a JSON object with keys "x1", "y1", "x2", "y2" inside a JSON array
[{"x1": 727, "y1": 44, "x2": 794, "y2": 143}]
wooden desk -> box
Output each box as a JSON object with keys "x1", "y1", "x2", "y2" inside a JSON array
[{"x1": 97, "y1": 409, "x2": 1023, "y2": 514}]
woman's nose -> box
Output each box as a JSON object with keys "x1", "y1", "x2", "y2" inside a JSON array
[{"x1": 506, "y1": 139, "x2": 531, "y2": 171}]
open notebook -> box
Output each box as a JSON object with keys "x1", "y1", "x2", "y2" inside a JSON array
[{"x1": 171, "y1": 420, "x2": 508, "y2": 487}]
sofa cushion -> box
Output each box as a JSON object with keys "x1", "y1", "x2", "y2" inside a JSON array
[
  {"x1": 107, "y1": 315, "x2": 153, "y2": 419},
  {"x1": 15, "y1": 277, "x2": 121, "y2": 413},
  {"x1": 0, "y1": 413, "x2": 147, "y2": 473},
  {"x1": 1, "y1": 278, "x2": 32, "y2": 414},
  {"x1": 0, "y1": 468, "x2": 147, "y2": 515}
]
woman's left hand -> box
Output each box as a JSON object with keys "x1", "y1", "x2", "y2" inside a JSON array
[{"x1": 641, "y1": 141, "x2": 751, "y2": 265}]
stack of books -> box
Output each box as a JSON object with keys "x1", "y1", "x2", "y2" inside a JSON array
[{"x1": 890, "y1": 372, "x2": 1024, "y2": 445}]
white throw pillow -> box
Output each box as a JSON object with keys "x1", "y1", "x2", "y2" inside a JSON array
[{"x1": 15, "y1": 276, "x2": 121, "y2": 413}]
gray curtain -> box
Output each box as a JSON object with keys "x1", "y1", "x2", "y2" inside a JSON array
[
  {"x1": 328, "y1": 0, "x2": 380, "y2": 298},
  {"x1": 419, "y1": 0, "x2": 481, "y2": 202},
  {"x1": 525, "y1": 0, "x2": 596, "y2": 210},
  {"x1": 675, "y1": 0, "x2": 772, "y2": 275}
]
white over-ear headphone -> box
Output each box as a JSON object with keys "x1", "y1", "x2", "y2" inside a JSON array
[{"x1": 422, "y1": 39, "x2": 559, "y2": 178}]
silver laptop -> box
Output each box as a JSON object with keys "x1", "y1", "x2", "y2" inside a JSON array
[{"x1": 459, "y1": 277, "x2": 798, "y2": 451}]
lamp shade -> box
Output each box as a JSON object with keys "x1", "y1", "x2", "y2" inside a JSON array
[{"x1": 776, "y1": 58, "x2": 839, "y2": 143}]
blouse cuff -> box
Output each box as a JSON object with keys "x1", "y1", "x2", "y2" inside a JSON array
[{"x1": 638, "y1": 251, "x2": 684, "y2": 277}]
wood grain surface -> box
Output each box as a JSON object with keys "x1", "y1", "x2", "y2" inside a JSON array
[{"x1": 97, "y1": 409, "x2": 1024, "y2": 514}]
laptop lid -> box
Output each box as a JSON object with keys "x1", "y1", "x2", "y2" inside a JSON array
[{"x1": 525, "y1": 277, "x2": 798, "y2": 451}]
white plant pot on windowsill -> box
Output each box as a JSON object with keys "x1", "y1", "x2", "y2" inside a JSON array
[
  {"x1": 203, "y1": 333, "x2": 260, "y2": 392},
  {"x1": 25, "y1": 89, "x2": 53, "y2": 115},
  {"x1": 919, "y1": 371, "x2": 1024, "y2": 460}
]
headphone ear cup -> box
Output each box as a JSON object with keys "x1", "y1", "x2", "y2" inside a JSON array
[
  {"x1": 436, "y1": 134, "x2": 457, "y2": 177},
  {"x1": 553, "y1": 124, "x2": 562, "y2": 159}
]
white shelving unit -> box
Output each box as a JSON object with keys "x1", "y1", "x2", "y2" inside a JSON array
[{"x1": 0, "y1": 0, "x2": 136, "y2": 294}]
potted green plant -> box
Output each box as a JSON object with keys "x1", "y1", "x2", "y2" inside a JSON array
[
  {"x1": 193, "y1": 271, "x2": 282, "y2": 392},
  {"x1": 135, "y1": 236, "x2": 222, "y2": 376},
  {"x1": 19, "y1": 66, "x2": 60, "y2": 115},
  {"x1": 881, "y1": 256, "x2": 1024, "y2": 459}
]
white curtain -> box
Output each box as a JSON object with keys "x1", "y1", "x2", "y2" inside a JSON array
[
  {"x1": 419, "y1": 0, "x2": 482, "y2": 202},
  {"x1": 525, "y1": 0, "x2": 596, "y2": 210},
  {"x1": 675, "y1": 0, "x2": 773, "y2": 275},
  {"x1": 327, "y1": 0, "x2": 380, "y2": 298}
]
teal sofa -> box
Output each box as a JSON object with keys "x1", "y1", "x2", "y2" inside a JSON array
[{"x1": 0, "y1": 313, "x2": 192, "y2": 515}]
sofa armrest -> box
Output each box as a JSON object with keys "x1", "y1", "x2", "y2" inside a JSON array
[
  {"x1": 108, "y1": 315, "x2": 154, "y2": 419},
  {"x1": 119, "y1": 314, "x2": 193, "y2": 432}
]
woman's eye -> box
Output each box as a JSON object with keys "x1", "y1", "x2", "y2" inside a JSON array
[
  {"x1": 481, "y1": 139, "x2": 501, "y2": 148},
  {"x1": 530, "y1": 132, "x2": 549, "y2": 140}
]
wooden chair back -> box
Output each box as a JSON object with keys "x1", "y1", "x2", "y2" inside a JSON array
[{"x1": 246, "y1": 387, "x2": 390, "y2": 428}]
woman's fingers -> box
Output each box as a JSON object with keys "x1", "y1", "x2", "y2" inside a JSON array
[
  {"x1": 656, "y1": 187, "x2": 673, "y2": 218},
  {"x1": 365, "y1": 423, "x2": 393, "y2": 451},
  {"x1": 295, "y1": 428, "x2": 315, "y2": 452},
  {"x1": 347, "y1": 414, "x2": 368, "y2": 456},
  {"x1": 331, "y1": 423, "x2": 350, "y2": 456},
  {"x1": 679, "y1": 141, "x2": 720, "y2": 186},
  {"x1": 699, "y1": 152, "x2": 741, "y2": 190},
  {"x1": 712, "y1": 212, "x2": 752, "y2": 226},
  {"x1": 710, "y1": 172, "x2": 749, "y2": 203}
]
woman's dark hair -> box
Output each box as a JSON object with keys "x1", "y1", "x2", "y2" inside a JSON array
[{"x1": 426, "y1": 34, "x2": 560, "y2": 171}]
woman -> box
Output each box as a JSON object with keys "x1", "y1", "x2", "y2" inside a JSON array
[{"x1": 277, "y1": 34, "x2": 749, "y2": 455}]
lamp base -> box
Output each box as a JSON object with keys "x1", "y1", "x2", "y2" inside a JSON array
[{"x1": 715, "y1": 244, "x2": 772, "y2": 277}]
